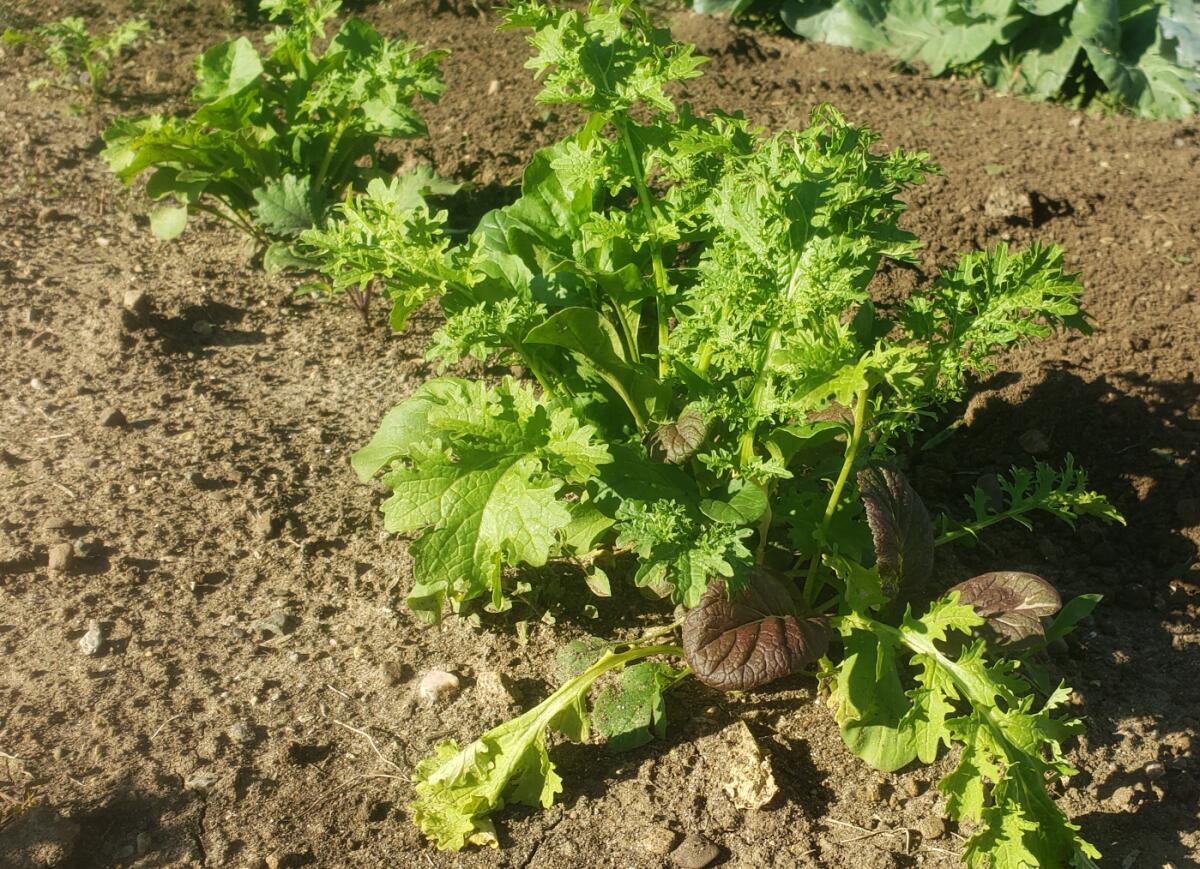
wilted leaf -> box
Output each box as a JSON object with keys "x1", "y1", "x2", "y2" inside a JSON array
[
  {"x1": 858, "y1": 466, "x2": 935, "y2": 594},
  {"x1": 650, "y1": 405, "x2": 709, "y2": 464},
  {"x1": 948, "y1": 571, "x2": 1062, "y2": 646},
  {"x1": 683, "y1": 567, "x2": 830, "y2": 692},
  {"x1": 592, "y1": 661, "x2": 679, "y2": 752}
]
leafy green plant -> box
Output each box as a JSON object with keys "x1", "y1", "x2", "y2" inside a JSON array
[
  {"x1": 3, "y1": 16, "x2": 148, "y2": 107},
  {"x1": 102, "y1": 0, "x2": 446, "y2": 263},
  {"x1": 297, "y1": 168, "x2": 460, "y2": 325},
  {"x1": 351, "y1": 2, "x2": 1124, "y2": 865},
  {"x1": 769, "y1": 0, "x2": 1200, "y2": 119}
]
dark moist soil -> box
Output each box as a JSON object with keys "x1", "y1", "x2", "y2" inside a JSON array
[{"x1": 1, "y1": 2, "x2": 1198, "y2": 868}]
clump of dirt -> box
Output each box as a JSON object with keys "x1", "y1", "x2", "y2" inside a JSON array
[{"x1": 0, "y1": 2, "x2": 1196, "y2": 867}]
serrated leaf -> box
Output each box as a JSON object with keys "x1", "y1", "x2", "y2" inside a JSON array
[
  {"x1": 351, "y1": 378, "x2": 470, "y2": 482},
  {"x1": 683, "y1": 567, "x2": 830, "y2": 692},
  {"x1": 650, "y1": 405, "x2": 709, "y2": 463},
  {"x1": 948, "y1": 571, "x2": 1062, "y2": 646},
  {"x1": 592, "y1": 661, "x2": 678, "y2": 752},
  {"x1": 252, "y1": 174, "x2": 324, "y2": 236},
  {"x1": 858, "y1": 465, "x2": 935, "y2": 594}
]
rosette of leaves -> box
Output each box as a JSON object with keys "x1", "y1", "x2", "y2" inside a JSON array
[
  {"x1": 350, "y1": 3, "x2": 1125, "y2": 864},
  {"x1": 102, "y1": 0, "x2": 446, "y2": 261}
]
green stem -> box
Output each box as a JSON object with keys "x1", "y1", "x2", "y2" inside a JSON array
[
  {"x1": 935, "y1": 508, "x2": 1032, "y2": 547},
  {"x1": 615, "y1": 120, "x2": 671, "y2": 378},
  {"x1": 802, "y1": 388, "x2": 869, "y2": 604},
  {"x1": 314, "y1": 117, "x2": 349, "y2": 194}
]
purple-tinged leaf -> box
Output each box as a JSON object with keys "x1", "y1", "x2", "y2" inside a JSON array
[
  {"x1": 948, "y1": 571, "x2": 1062, "y2": 646},
  {"x1": 858, "y1": 466, "x2": 934, "y2": 594},
  {"x1": 683, "y1": 567, "x2": 830, "y2": 692},
  {"x1": 650, "y1": 405, "x2": 708, "y2": 464}
]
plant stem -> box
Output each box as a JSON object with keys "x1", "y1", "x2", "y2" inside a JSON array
[
  {"x1": 802, "y1": 388, "x2": 869, "y2": 604},
  {"x1": 314, "y1": 117, "x2": 349, "y2": 194},
  {"x1": 615, "y1": 120, "x2": 670, "y2": 378},
  {"x1": 935, "y1": 509, "x2": 1029, "y2": 547}
]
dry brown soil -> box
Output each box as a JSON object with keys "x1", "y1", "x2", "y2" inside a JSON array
[{"x1": 1, "y1": 2, "x2": 1198, "y2": 868}]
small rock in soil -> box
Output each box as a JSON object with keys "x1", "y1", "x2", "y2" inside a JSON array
[
  {"x1": 860, "y1": 780, "x2": 885, "y2": 803},
  {"x1": 1144, "y1": 761, "x2": 1166, "y2": 780},
  {"x1": 0, "y1": 804, "x2": 81, "y2": 869},
  {"x1": 72, "y1": 536, "x2": 102, "y2": 558},
  {"x1": 637, "y1": 826, "x2": 678, "y2": 856},
  {"x1": 255, "y1": 611, "x2": 298, "y2": 639},
  {"x1": 1111, "y1": 785, "x2": 1136, "y2": 809},
  {"x1": 136, "y1": 831, "x2": 151, "y2": 855},
  {"x1": 98, "y1": 407, "x2": 127, "y2": 428},
  {"x1": 418, "y1": 669, "x2": 461, "y2": 704},
  {"x1": 251, "y1": 511, "x2": 280, "y2": 540},
  {"x1": 1019, "y1": 428, "x2": 1050, "y2": 455},
  {"x1": 185, "y1": 770, "x2": 219, "y2": 792},
  {"x1": 671, "y1": 833, "x2": 721, "y2": 869},
  {"x1": 192, "y1": 320, "x2": 215, "y2": 337},
  {"x1": 983, "y1": 185, "x2": 1033, "y2": 222},
  {"x1": 903, "y1": 778, "x2": 922, "y2": 798},
  {"x1": 48, "y1": 542, "x2": 73, "y2": 573},
  {"x1": 917, "y1": 817, "x2": 946, "y2": 840},
  {"x1": 78, "y1": 620, "x2": 104, "y2": 656},
  {"x1": 227, "y1": 722, "x2": 255, "y2": 744},
  {"x1": 122, "y1": 289, "x2": 150, "y2": 316}
]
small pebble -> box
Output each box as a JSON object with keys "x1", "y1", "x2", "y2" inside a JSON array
[
  {"x1": 256, "y1": 611, "x2": 298, "y2": 638},
  {"x1": 78, "y1": 620, "x2": 103, "y2": 656},
  {"x1": 382, "y1": 661, "x2": 409, "y2": 687},
  {"x1": 1111, "y1": 785, "x2": 1136, "y2": 809},
  {"x1": 192, "y1": 320, "x2": 214, "y2": 337},
  {"x1": 670, "y1": 833, "x2": 720, "y2": 869},
  {"x1": 136, "y1": 832, "x2": 151, "y2": 855},
  {"x1": 917, "y1": 816, "x2": 946, "y2": 840},
  {"x1": 73, "y1": 536, "x2": 102, "y2": 558},
  {"x1": 251, "y1": 511, "x2": 279, "y2": 540},
  {"x1": 122, "y1": 289, "x2": 150, "y2": 317},
  {"x1": 1144, "y1": 761, "x2": 1165, "y2": 780},
  {"x1": 487, "y1": 78, "x2": 500, "y2": 95},
  {"x1": 98, "y1": 407, "x2": 127, "y2": 428},
  {"x1": 418, "y1": 670, "x2": 461, "y2": 704},
  {"x1": 903, "y1": 778, "x2": 921, "y2": 798},
  {"x1": 227, "y1": 722, "x2": 254, "y2": 744},
  {"x1": 48, "y1": 542, "x2": 74, "y2": 573},
  {"x1": 476, "y1": 670, "x2": 518, "y2": 707},
  {"x1": 185, "y1": 770, "x2": 218, "y2": 792}
]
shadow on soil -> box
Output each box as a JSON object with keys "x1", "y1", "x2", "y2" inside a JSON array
[{"x1": 916, "y1": 365, "x2": 1199, "y2": 863}]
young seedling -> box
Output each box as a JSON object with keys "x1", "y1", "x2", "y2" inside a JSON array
[
  {"x1": 4, "y1": 16, "x2": 148, "y2": 109},
  {"x1": 352, "y1": 3, "x2": 1124, "y2": 865},
  {"x1": 103, "y1": 0, "x2": 446, "y2": 266}
]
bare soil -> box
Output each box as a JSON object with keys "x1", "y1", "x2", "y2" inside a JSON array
[{"x1": 1, "y1": 2, "x2": 1198, "y2": 868}]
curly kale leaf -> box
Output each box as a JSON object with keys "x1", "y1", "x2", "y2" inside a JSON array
[{"x1": 830, "y1": 596, "x2": 1100, "y2": 868}]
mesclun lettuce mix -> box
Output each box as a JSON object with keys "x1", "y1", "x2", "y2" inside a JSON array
[
  {"x1": 347, "y1": 2, "x2": 1124, "y2": 865},
  {"x1": 700, "y1": 0, "x2": 1200, "y2": 119},
  {"x1": 101, "y1": 0, "x2": 445, "y2": 266}
]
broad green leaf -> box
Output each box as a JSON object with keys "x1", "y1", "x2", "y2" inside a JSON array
[
  {"x1": 149, "y1": 205, "x2": 188, "y2": 240},
  {"x1": 351, "y1": 378, "x2": 470, "y2": 482},
  {"x1": 834, "y1": 625, "x2": 918, "y2": 771},
  {"x1": 1044, "y1": 593, "x2": 1102, "y2": 644}
]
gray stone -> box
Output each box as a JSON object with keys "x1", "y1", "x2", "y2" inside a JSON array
[
  {"x1": 79, "y1": 620, "x2": 104, "y2": 656},
  {"x1": 671, "y1": 834, "x2": 720, "y2": 869},
  {"x1": 73, "y1": 536, "x2": 102, "y2": 558},
  {"x1": 255, "y1": 611, "x2": 298, "y2": 639}
]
